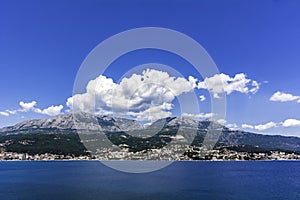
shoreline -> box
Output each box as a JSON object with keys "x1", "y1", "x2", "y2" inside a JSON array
[{"x1": 1, "y1": 159, "x2": 300, "y2": 162}]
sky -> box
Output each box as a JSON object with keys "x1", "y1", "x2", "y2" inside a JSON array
[{"x1": 1, "y1": 0, "x2": 300, "y2": 136}]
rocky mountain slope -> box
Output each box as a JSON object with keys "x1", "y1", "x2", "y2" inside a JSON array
[
  {"x1": 0, "y1": 112, "x2": 143, "y2": 134},
  {"x1": 1, "y1": 112, "x2": 300, "y2": 153}
]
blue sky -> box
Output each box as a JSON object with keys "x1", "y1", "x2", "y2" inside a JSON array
[{"x1": 1, "y1": 0, "x2": 300, "y2": 136}]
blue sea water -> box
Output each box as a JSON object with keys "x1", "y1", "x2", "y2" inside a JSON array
[{"x1": 0, "y1": 161, "x2": 299, "y2": 200}]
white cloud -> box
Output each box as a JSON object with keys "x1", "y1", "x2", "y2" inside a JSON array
[
  {"x1": 18, "y1": 101, "x2": 63, "y2": 116},
  {"x1": 227, "y1": 123, "x2": 238, "y2": 129},
  {"x1": 19, "y1": 101, "x2": 37, "y2": 111},
  {"x1": 242, "y1": 124, "x2": 254, "y2": 129},
  {"x1": 199, "y1": 95, "x2": 206, "y2": 102},
  {"x1": 0, "y1": 111, "x2": 9, "y2": 116},
  {"x1": 182, "y1": 112, "x2": 214, "y2": 120},
  {"x1": 270, "y1": 91, "x2": 300, "y2": 102},
  {"x1": 282, "y1": 119, "x2": 300, "y2": 127},
  {"x1": 217, "y1": 119, "x2": 226, "y2": 125},
  {"x1": 242, "y1": 119, "x2": 300, "y2": 131},
  {"x1": 188, "y1": 76, "x2": 198, "y2": 88},
  {"x1": 67, "y1": 69, "x2": 196, "y2": 121},
  {"x1": 128, "y1": 103, "x2": 173, "y2": 121},
  {"x1": 250, "y1": 81, "x2": 260, "y2": 93},
  {"x1": 0, "y1": 109, "x2": 18, "y2": 117},
  {"x1": 254, "y1": 122, "x2": 276, "y2": 131},
  {"x1": 6, "y1": 110, "x2": 17, "y2": 115},
  {"x1": 242, "y1": 122, "x2": 277, "y2": 131},
  {"x1": 35, "y1": 105, "x2": 63, "y2": 116},
  {"x1": 197, "y1": 73, "x2": 259, "y2": 98}
]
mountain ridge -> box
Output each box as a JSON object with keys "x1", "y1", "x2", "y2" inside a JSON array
[{"x1": 1, "y1": 112, "x2": 300, "y2": 153}]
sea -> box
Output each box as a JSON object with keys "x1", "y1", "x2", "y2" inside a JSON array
[{"x1": 0, "y1": 161, "x2": 299, "y2": 200}]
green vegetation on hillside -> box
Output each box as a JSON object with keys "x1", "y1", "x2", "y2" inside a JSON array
[{"x1": 0, "y1": 133, "x2": 88, "y2": 156}]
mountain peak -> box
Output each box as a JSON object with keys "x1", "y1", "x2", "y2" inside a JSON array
[
  {"x1": 0, "y1": 113, "x2": 228, "y2": 135},
  {"x1": 0, "y1": 112, "x2": 144, "y2": 134},
  {"x1": 1, "y1": 113, "x2": 300, "y2": 153}
]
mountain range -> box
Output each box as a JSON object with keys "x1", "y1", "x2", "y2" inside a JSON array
[{"x1": 1, "y1": 112, "x2": 300, "y2": 155}]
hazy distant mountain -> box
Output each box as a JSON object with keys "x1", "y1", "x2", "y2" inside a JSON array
[{"x1": 1, "y1": 112, "x2": 300, "y2": 153}]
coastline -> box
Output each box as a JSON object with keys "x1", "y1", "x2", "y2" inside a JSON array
[{"x1": 1, "y1": 159, "x2": 300, "y2": 162}]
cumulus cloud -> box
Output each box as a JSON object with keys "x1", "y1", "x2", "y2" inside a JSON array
[
  {"x1": 270, "y1": 91, "x2": 300, "y2": 103},
  {"x1": 19, "y1": 101, "x2": 37, "y2": 112},
  {"x1": 182, "y1": 112, "x2": 214, "y2": 120},
  {"x1": 67, "y1": 69, "x2": 196, "y2": 121},
  {"x1": 227, "y1": 123, "x2": 238, "y2": 129},
  {"x1": 2, "y1": 70, "x2": 262, "y2": 123},
  {"x1": 242, "y1": 119, "x2": 300, "y2": 131},
  {"x1": 282, "y1": 119, "x2": 300, "y2": 127},
  {"x1": 254, "y1": 122, "x2": 277, "y2": 131},
  {"x1": 188, "y1": 76, "x2": 198, "y2": 88},
  {"x1": 35, "y1": 105, "x2": 64, "y2": 116},
  {"x1": 197, "y1": 73, "x2": 259, "y2": 98},
  {"x1": 242, "y1": 124, "x2": 254, "y2": 129},
  {"x1": 199, "y1": 95, "x2": 206, "y2": 102},
  {"x1": 242, "y1": 122, "x2": 277, "y2": 131},
  {"x1": 217, "y1": 119, "x2": 226, "y2": 125},
  {"x1": 17, "y1": 101, "x2": 64, "y2": 116},
  {"x1": 67, "y1": 70, "x2": 261, "y2": 121},
  {"x1": 1, "y1": 101, "x2": 63, "y2": 117},
  {"x1": 250, "y1": 81, "x2": 260, "y2": 93},
  {"x1": 128, "y1": 103, "x2": 173, "y2": 121}
]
